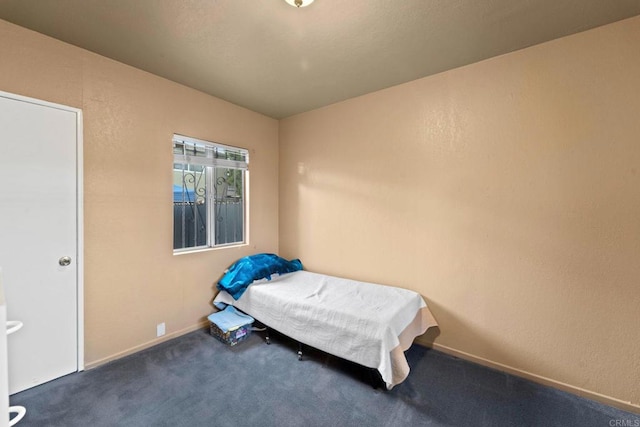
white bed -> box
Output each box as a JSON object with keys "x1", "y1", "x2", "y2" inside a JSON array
[{"x1": 213, "y1": 270, "x2": 438, "y2": 389}]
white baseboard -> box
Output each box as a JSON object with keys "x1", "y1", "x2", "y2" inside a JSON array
[
  {"x1": 85, "y1": 321, "x2": 209, "y2": 370},
  {"x1": 415, "y1": 337, "x2": 639, "y2": 414}
]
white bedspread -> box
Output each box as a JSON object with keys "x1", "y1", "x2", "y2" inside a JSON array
[{"x1": 213, "y1": 270, "x2": 437, "y2": 389}]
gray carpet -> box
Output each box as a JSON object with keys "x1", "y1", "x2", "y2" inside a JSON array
[{"x1": 9, "y1": 329, "x2": 640, "y2": 427}]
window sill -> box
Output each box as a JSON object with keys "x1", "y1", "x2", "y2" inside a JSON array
[{"x1": 173, "y1": 242, "x2": 249, "y2": 256}]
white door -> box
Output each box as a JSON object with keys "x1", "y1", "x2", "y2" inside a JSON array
[{"x1": 0, "y1": 91, "x2": 82, "y2": 394}]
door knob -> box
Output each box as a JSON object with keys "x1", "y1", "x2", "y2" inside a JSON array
[{"x1": 59, "y1": 256, "x2": 72, "y2": 266}]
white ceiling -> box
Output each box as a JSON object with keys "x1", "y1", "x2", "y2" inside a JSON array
[{"x1": 1, "y1": 0, "x2": 639, "y2": 119}]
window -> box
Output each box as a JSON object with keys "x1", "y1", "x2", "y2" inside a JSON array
[{"x1": 173, "y1": 134, "x2": 249, "y2": 252}]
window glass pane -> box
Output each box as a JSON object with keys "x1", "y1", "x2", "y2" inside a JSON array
[
  {"x1": 173, "y1": 163, "x2": 208, "y2": 250},
  {"x1": 213, "y1": 167, "x2": 244, "y2": 245},
  {"x1": 172, "y1": 134, "x2": 248, "y2": 252}
]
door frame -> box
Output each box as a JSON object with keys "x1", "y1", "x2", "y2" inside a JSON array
[{"x1": 0, "y1": 90, "x2": 84, "y2": 372}]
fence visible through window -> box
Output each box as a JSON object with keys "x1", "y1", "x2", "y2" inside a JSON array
[{"x1": 173, "y1": 134, "x2": 247, "y2": 252}]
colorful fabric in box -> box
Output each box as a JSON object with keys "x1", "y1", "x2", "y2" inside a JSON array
[{"x1": 217, "y1": 253, "x2": 303, "y2": 300}]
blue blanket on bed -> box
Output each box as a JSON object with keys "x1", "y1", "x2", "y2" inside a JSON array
[{"x1": 217, "y1": 253, "x2": 303, "y2": 300}]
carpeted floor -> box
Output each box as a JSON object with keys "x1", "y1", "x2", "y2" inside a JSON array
[{"x1": 9, "y1": 329, "x2": 640, "y2": 427}]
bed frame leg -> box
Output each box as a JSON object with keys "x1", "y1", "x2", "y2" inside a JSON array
[
  {"x1": 368, "y1": 369, "x2": 381, "y2": 389},
  {"x1": 265, "y1": 327, "x2": 271, "y2": 345},
  {"x1": 297, "y1": 342, "x2": 303, "y2": 361}
]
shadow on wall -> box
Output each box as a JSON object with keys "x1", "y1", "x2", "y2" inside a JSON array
[
  {"x1": 417, "y1": 324, "x2": 440, "y2": 347},
  {"x1": 414, "y1": 298, "x2": 531, "y2": 376}
]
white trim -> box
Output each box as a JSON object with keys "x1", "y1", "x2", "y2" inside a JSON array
[
  {"x1": 244, "y1": 170, "x2": 251, "y2": 245},
  {"x1": 172, "y1": 243, "x2": 249, "y2": 256},
  {"x1": 0, "y1": 90, "x2": 85, "y2": 374},
  {"x1": 0, "y1": 90, "x2": 76, "y2": 115},
  {"x1": 0, "y1": 269, "x2": 9, "y2": 427},
  {"x1": 75, "y1": 108, "x2": 85, "y2": 372},
  {"x1": 206, "y1": 168, "x2": 215, "y2": 248}
]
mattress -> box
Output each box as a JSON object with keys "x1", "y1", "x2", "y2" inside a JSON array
[{"x1": 213, "y1": 270, "x2": 437, "y2": 389}]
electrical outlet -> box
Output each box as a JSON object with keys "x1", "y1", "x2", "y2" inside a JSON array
[{"x1": 156, "y1": 322, "x2": 165, "y2": 337}]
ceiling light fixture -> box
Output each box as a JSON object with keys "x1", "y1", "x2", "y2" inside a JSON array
[{"x1": 285, "y1": 0, "x2": 314, "y2": 7}]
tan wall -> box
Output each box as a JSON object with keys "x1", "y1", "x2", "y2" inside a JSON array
[
  {"x1": 2, "y1": 12, "x2": 639, "y2": 411},
  {"x1": 279, "y1": 17, "x2": 640, "y2": 409},
  {"x1": 0, "y1": 19, "x2": 279, "y2": 365}
]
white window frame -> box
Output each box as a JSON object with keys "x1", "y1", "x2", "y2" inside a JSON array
[{"x1": 172, "y1": 134, "x2": 249, "y2": 254}]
